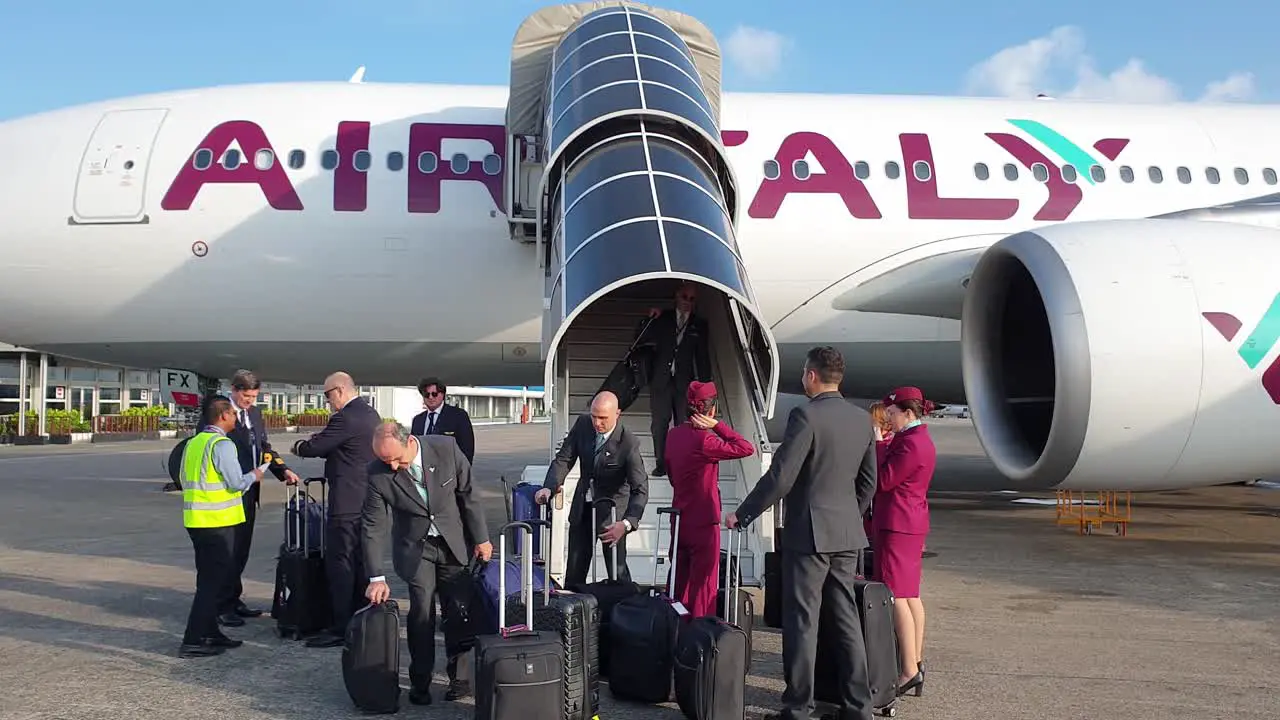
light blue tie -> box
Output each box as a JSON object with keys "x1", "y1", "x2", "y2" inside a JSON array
[{"x1": 407, "y1": 463, "x2": 439, "y2": 537}]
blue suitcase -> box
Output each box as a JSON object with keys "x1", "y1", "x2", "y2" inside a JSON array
[{"x1": 503, "y1": 476, "x2": 544, "y2": 562}]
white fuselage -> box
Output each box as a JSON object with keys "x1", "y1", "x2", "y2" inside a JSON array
[{"x1": 1, "y1": 82, "x2": 1277, "y2": 400}]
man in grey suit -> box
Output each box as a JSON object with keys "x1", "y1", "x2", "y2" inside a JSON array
[
  {"x1": 727, "y1": 346, "x2": 878, "y2": 720},
  {"x1": 363, "y1": 422, "x2": 492, "y2": 707}
]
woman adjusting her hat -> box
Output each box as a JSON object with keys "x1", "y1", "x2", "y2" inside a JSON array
[
  {"x1": 873, "y1": 386, "x2": 936, "y2": 698},
  {"x1": 662, "y1": 380, "x2": 755, "y2": 618}
]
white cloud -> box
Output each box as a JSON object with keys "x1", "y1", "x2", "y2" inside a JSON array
[
  {"x1": 964, "y1": 26, "x2": 1256, "y2": 103},
  {"x1": 723, "y1": 25, "x2": 790, "y2": 82}
]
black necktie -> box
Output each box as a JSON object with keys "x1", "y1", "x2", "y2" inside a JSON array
[{"x1": 426, "y1": 412, "x2": 437, "y2": 434}]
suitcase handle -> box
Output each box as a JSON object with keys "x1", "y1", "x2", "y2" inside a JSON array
[
  {"x1": 284, "y1": 477, "x2": 327, "y2": 556},
  {"x1": 656, "y1": 507, "x2": 681, "y2": 596},
  {"x1": 530, "y1": 517, "x2": 552, "y2": 605},
  {"x1": 724, "y1": 526, "x2": 745, "y2": 625},
  {"x1": 591, "y1": 496, "x2": 620, "y2": 583},
  {"x1": 498, "y1": 521, "x2": 535, "y2": 632}
]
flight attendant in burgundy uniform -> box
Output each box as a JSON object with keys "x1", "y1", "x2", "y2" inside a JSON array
[
  {"x1": 662, "y1": 381, "x2": 755, "y2": 617},
  {"x1": 873, "y1": 386, "x2": 936, "y2": 698}
]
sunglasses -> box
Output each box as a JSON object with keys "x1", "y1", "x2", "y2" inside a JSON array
[{"x1": 424, "y1": 391, "x2": 442, "y2": 398}]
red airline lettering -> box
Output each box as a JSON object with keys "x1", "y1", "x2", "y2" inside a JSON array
[
  {"x1": 747, "y1": 132, "x2": 882, "y2": 219},
  {"x1": 406, "y1": 123, "x2": 505, "y2": 214},
  {"x1": 985, "y1": 133, "x2": 1083, "y2": 221},
  {"x1": 161, "y1": 121, "x2": 303, "y2": 211},
  {"x1": 334, "y1": 121, "x2": 371, "y2": 212},
  {"x1": 899, "y1": 133, "x2": 1018, "y2": 221}
]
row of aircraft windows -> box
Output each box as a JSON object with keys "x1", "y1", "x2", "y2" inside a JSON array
[
  {"x1": 765, "y1": 158, "x2": 1280, "y2": 186},
  {"x1": 190, "y1": 148, "x2": 504, "y2": 176}
]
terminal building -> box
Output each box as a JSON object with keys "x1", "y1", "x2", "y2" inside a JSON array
[{"x1": 0, "y1": 343, "x2": 546, "y2": 442}]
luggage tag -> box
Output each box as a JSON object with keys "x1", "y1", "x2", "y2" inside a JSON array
[
  {"x1": 501, "y1": 624, "x2": 530, "y2": 637},
  {"x1": 670, "y1": 601, "x2": 689, "y2": 616}
]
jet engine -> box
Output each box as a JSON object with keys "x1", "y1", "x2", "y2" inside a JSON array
[{"x1": 961, "y1": 218, "x2": 1280, "y2": 491}]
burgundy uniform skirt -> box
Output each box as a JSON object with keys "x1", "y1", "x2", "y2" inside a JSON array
[{"x1": 874, "y1": 529, "x2": 926, "y2": 599}]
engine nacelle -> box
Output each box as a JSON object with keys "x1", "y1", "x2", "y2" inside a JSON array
[{"x1": 962, "y1": 218, "x2": 1280, "y2": 491}]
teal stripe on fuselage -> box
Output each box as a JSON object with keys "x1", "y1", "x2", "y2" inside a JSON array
[
  {"x1": 1007, "y1": 119, "x2": 1100, "y2": 185},
  {"x1": 1239, "y1": 292, "x2": 1280, "y2": 369}
]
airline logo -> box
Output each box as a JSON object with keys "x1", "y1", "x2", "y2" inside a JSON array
[
  {"x1": 1202, "y1": 293, "x2": 1280, "y2": 404},
  {"x1": 1003, "y1": 119, "x2": 1130, "y2": 185}
]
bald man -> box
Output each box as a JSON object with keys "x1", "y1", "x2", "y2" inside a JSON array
[
  {"x1": 291, "y1": 371, "x2": 383, "y2": 647},
  {"x1": 536, "y1": 391, "x2": 649, "y2": 585}
]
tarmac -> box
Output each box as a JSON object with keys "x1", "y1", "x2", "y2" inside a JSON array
[{"x1": 0, "y1": 419, "x2": 1277, "y2": 720}]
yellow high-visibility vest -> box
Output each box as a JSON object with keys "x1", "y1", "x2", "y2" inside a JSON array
[{"x1": 182, "y1": 431, "x2": 247, "y2": 528}]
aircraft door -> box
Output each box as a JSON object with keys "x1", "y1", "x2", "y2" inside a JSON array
[{"x1": 71, "y1": 108, "x2": 169, "y2": 224}]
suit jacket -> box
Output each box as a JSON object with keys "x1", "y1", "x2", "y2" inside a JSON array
[
  {"x1": 226, "y1": 404, "x2": 290, "y2": 498},
  {"x1": 664, "y1": 421, "x2": 755, "y2": 530},
  {"x1": 362, "y1": 434, "x2": 489, "y2": 581},
  {"x1": 871, "y1": 424, "x2": 935, "y2": 535},
  {"x1": 735, "y1": 391, "x2": 878, "y2": 554},
  {"x1": 293, "y1": 396, "x2": 383, "y2": 517},
  {"x1": 640, "y1": 309, "x2": 711, "y2": 390},
  {"x1": 410, "y1": 403, "x2": 475, "y2": 464},
  {"x1": 543, "y1": 414, "x2": 649, "y2": 531}
]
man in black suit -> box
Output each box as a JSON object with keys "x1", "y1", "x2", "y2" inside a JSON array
[
  {"x1": 409, "y1": 377, "x2": 475, "y2": 463},
  {"x1": 727, "y1": 347, "x2": 878, "y2": 720},
  {"x1": 364, "y1": 421, "x2": 491, "y2": 707},
  {"x1": 219, "y1": 369, "x2": 300, "y2": 628},
  {"x1": 642, "y1": 281, "x2": 712, "y2": 477},
  {"x1": 290, "y1": 371, "x2": 383, "y2": 648},
  {"x1": 534, "y1": 390, "x2": 648, "y2": 585}
]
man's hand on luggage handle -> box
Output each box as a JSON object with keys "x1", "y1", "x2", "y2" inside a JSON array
[
  {"x1": 598, "y1": 522, "x2": 626, "y2": 545},
  {"x1": 724, "y1": 512, "x2": 740, "y2": 529},
  {"x1": 474, "y1": 541, "x2": 493, "y2": 562},
  {"x1": 366, "y1": 580, "x2": 391, "y2": 604},
  {"x1": 534, "y1": 488, "x2": 552, "y2": 505},
  {"x1": 283, "y1": 469, "x2": 301, "y2": 486}
]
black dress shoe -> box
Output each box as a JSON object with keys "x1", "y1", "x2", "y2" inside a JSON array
[
  {"x1": 216, "y1": 612, "x2": 245, "y2": 628},
  {"x1": 445, "y1": 679, "x2": 472, "y2": 701},
  {"x1": 204, "y1": 635, "x2": 243, "y2": 649},
  {"x1": 233, "y1": 602, "x2": 263, "y2": 618},
  {"x1": 409, "y1": 687, "x2": 433, "y2": 705},
  {"x1": 178, "y1": 642, "x2": 226, "y2": 658},
  {"x1": 304, "y1": 631, "x2": 344, "y2": 648},
  {"x1": 651, "y1": 467, "x2": 667, "y2": 477}
]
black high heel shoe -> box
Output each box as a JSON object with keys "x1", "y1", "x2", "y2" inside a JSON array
[
  {"x1": 918, "y1": 659, "x2": 925, "y2": 676},
  {"x1": 896, "y1": 670, "x2": 924, "y2": 697}
]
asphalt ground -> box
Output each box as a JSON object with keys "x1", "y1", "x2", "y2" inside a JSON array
[{"x1": 0, "y1": 419, "x2": 1277, "y2": 719}]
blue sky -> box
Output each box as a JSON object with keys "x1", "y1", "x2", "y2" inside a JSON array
[{"x1": 2, "y1": 0, "x2": 1275, "y2": 120}]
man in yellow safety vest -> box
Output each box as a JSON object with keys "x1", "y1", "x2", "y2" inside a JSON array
[{"x1": 179, "y1": 395, "x2": 267, "y2": 658}]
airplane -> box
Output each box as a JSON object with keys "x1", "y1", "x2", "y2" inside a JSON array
[{"x1": 3, "y1": 0, "x2": 1280, "y2": 505}]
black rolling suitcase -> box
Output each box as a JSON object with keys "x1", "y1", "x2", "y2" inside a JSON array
[
  {"x1": 607, "y1": 507, "x2": 683, "y2": 704},
  {"x1": 343, "y1": 600, "x2": 401, "y2": 713},
  {"x1": 674, "y1": 527, "x2": 751, "y2": 720},
  {"x1": 271, "y1": 478, "x2": 333, "y2": 639},
  {"x1": 503, "y1": 511, "x2": 601, "y2": 720},
  {"x1": 565, "y1": 497, "x2": 640, "y2": 677},
  {"x1": 474, "y1": 522, "x2": 565, "y2": 720},
  {"x1": 815, "y1": 578, "x2": 900, "y2": 718},
  {"x1": 715, "y1": 536, "x2": 755, "y2": 673}
]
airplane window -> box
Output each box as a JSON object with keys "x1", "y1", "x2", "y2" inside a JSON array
[
  {"x1": 193, "y1": 149, "x2": 214, "y2": 170},
  {"x1": 912, "y1": 161, "x2": 931, "y2": 182},
  {"x1": 1234, "y1": 167, "x2": 1249, "y2": 184},
  {"x1": 1119, "y1": 165, "x2": 1134, "y2": 183},
  {"x1": 762, "y1": 159, "x2": 780, "y2": 180},
  {"x1": 1176, "y1": 166, "x2": 1192, "y2": 184},
  {"x1": 1265, "y1": 168, "x2": 1278, "y2": 185},
  {"x1": 254, "y1": 149, "x2": 274, "y2": 171},
  {"x1": 1031, "y1": 163, "x2": 1049, "y2": 183},
  {"x1": 222, "y1": 149, "x2": 242, "y2": 170},
  {"x1": 1061, "y1": 165, "x2": 1077, "y2": 183},
  {"x1": 450, "y1": 153, "x2": 469, "y2": 175},
  {"x1": 1205, "y1": 167, "x2": 1220, "y2": 184},
  {"x1": 418, "y1": 152, "x2": 439, "y2": 174},
  {"x1": 792, "y1": 159, "x2": 811, "y2": 180},
  {"x1": 482, "y1": 153, "x2": 502, "y2": 176},
  {"x1": 288, "y1": 150, "x2": 306, "y2": 169},
  {"x1": 1090, "y1": 165, "x2": 1106, "y2": 183},
  {"x1": 1002, "y1": 163, "x2": 1018, "y2": 181},
  {"x1": 353, "y1": 150, "x2": 372, "y2": 172},
  {"x1": 973, "y1": 163, "x2": 989, "y2": 180},
  {"x1": 1148, "y1": 166, "x2": 1163, "y2": 183},
  {"x1": 387, "y1": 152, "x2": 404, "y2": 172},
  {"x1": 321, "y1": 150, "x2": 339, "y2": 170},
  {"x1": 884, "y1": 161, "x2": 900, "y2": 180},
  {"x1": 854, "y1": 161, "x2": 870, "y2": 180}
]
